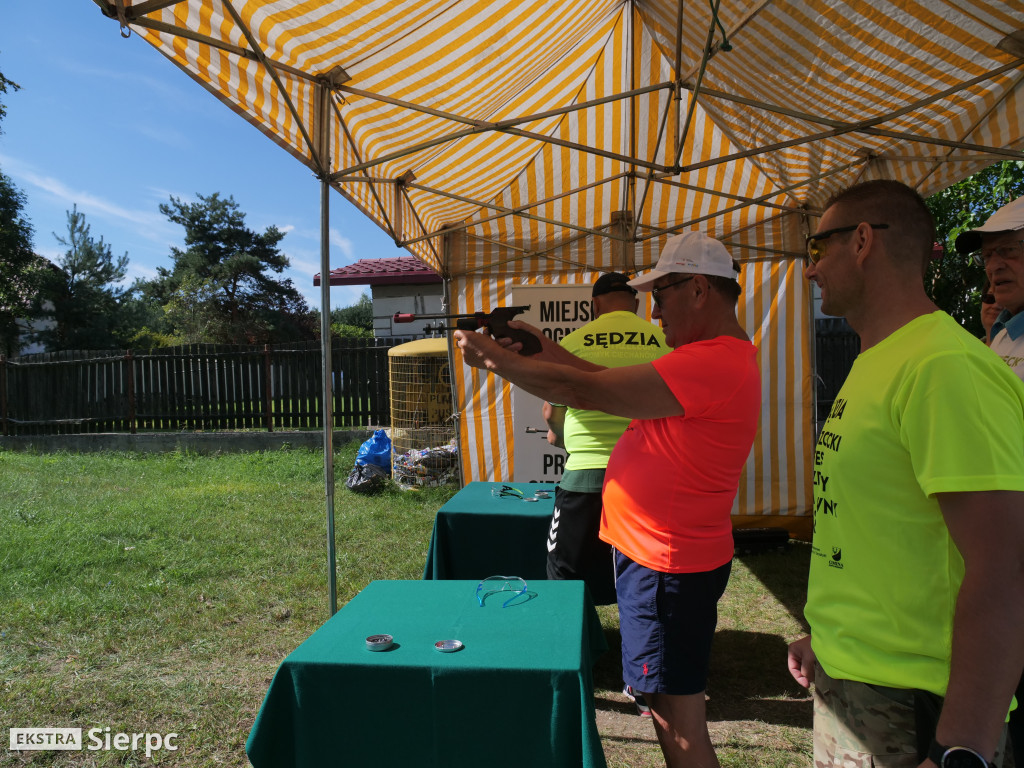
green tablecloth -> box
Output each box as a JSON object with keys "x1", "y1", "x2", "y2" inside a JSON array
[
  {"x1": 246, "y1": 579, "x2": 607, "y2": 768},
  {"x1": 423, "y1": 481, "x2": 556, "y2": 580}
]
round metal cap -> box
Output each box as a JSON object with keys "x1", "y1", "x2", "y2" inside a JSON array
[
  {"x1": 434, "y1": 639, "x2": 464, "y2": 653},
  {"x1": 366, "y1": 634, "x2": 393, "y2": 651}
]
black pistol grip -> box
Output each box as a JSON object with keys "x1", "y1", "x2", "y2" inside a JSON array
[
  {"x1": 504, "y1": 326, "x2": 542, "y2": 356},
  {"x1": 485, "y1": 308, "x2": 540, "y2": 356}
]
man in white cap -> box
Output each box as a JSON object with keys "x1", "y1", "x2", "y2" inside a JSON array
[
  {"x1": 455, "y1": 231, "x2": 761, "y2": 768},
  {"x1": 956, "y1": 194, "x2": 1024, "y2": 767},
  {"x1": 957, "y1": 196, "x2": 1024, "y2": 378}
]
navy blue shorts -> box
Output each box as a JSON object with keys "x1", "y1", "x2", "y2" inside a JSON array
[{"x1": 615, "y1": 551, "x2": 732, "y2": 695}]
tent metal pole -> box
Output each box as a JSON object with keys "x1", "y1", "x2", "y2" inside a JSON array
[
  {"x1": 335, "y1": 81, "x2": 671, "y2": 134},
  {"x1": 641, "y1": 159, "x2": 863, "y2": 242},
  {"x1": 329, "y1": 97, "x2": 398, "y2": 243},
  {"x1": 442, "y1": 278, "x2": 463, "y2": 488},
  {"x1": 319, "y1": 176, "x2": 337, "y2": 617},
  {"x1": 401, "y1": 182, "x2": 616, "y2": 241},
  {"x1": 383, "y1": 173, "x2": 631, "y2": 247}
]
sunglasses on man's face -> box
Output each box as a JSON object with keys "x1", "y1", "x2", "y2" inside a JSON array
[
  {"x1": 805, "y1": 223, "x2": 889, "y2": 265},
  {"x1": 651, "y1": 275, "x2": 696, "y2": 308}
]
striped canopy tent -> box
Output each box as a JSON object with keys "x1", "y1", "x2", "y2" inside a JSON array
[{"x1": 93, "y1": 1, "x2": 1023, "y2": 568}]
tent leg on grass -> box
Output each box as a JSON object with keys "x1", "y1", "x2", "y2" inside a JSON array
[{"x1": 319, "y1": 175, "x2": 337, "y2": 616}]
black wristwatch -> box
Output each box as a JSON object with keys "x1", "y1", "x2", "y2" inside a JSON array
[{"x1": 929, "y1": 741, "x2": 995, "y2": 768}]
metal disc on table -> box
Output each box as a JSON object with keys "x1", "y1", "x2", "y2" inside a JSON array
[
  {"x1": 434, "y1": 639, "x2": 464, "y2": 653},
  {"x1": 366, "y1": 634, "x2": 394, "y2": 651}
]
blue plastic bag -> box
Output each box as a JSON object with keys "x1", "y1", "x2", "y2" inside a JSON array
[{"x1": 355, "y1": 429, "x2": 392, "y2": 471}]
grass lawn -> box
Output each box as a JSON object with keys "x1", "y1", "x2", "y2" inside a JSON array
[{"x1": 0, "y1": 443, "x2": 812, "y2": 767}]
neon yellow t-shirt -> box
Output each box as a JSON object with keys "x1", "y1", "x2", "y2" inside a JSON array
[
  {"x1": 559, "y1": 310, "x2": 668, "y2": 471},
  {"x1": 806, "y1": 311, "x2": 1024, "y2": 695}
]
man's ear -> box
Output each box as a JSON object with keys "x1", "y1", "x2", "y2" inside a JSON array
[
  {"x1": 694, "y1": 274, "x2": 708, "y2": 301},
  {"x1": 853, "y1": 222, "x2": 875, "y2": 266}
]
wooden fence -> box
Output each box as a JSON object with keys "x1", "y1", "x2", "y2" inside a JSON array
[
  {"x1": 1, "y1": 328, "x2": 862, "y2": 438},
  {"x1": 0, "y1": 338, "x2": 417, "y2": 436}
]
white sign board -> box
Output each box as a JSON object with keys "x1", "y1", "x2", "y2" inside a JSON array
[{"x1": 508, "y1": 285, "x2": 593, "y2": 482}]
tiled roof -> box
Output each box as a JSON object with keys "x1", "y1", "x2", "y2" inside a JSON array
[{"x1": 314, "y1": 257, "x2": 442, "y2": 286}]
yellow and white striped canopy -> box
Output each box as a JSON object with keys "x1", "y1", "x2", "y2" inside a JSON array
[
  {"x1": 92, "y1": 0, "x2": 1024, "y2": 533},
  {"x1": 93, "y1": 0, "x2": 1023, "y2": 274}
]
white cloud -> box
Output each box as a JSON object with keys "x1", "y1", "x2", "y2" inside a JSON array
[
  {"x1": 33, "y1": 245, "x2": 62, "y2": 264},
  {"x1": 126, "y1": 262, "x2": 159, "y2": 283},
  {"x1": 0, "y1": 153, "x2": 166, "y2": 232},
  {"x1": 147, "y1": 186, "x2": 187, "y2": 202},
  {"x1": 329, "y1": 228, "x2": 355, "y2": 260},
  {"x1": 55, "y1": 59, "x2": 182, "y2": 101},
  {"x1": 287, "y1": 254, "x2": 321, "y2": 280}
]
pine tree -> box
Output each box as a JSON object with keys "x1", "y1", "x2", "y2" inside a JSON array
[
  {"x1": 148, "y1": 192, "x2": 315, "y2": 344},
  {"x1": 34, "y1": 206, "x2": 131, "y2": 350}
]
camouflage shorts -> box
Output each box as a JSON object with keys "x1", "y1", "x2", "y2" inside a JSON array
[{"x1": 812, "y1": 662, "x2": 1007, "y2": 768}]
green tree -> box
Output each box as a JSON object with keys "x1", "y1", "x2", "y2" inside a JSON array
[
  {"x1": 329, "y1": 321, "x2": 374, "y2": 339},
  {"x1": 0, "y1": 62, "x2": 48, "y2": 356},
  {"x1": 329, "y1": 292, "x2": 374, "y2": 338},
  {"x1": 926, "y1": 161, "x2": 1024, "y2": 337},
  {"x1": 0, "y1": 173, "x2": 47, "y2": 356},
  {"x1": 162, "y1": 274, "x2": 220, "y2": 345},
  {"x1": 119, "y1": 281, "x2": 175, "y2": 350},
  {"x1": 150, "y1": 193, "x2": 316, "y2": 344},
  {"x1": 35, "y1": 206, "x2": 132, "y2": 350}
]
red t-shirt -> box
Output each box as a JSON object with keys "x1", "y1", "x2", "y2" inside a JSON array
[{"x1": 599, "y1": 336, "x2": 761, "y2": 573}]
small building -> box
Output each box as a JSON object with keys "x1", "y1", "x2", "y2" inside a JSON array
[{"x1": 315, "y1": 257, "x2": 445, "y2": 338}]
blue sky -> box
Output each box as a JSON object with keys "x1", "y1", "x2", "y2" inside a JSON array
[{"x1": 1, "y1": 2, "x2": 398, "y2": 311}]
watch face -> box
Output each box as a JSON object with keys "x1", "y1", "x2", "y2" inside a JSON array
[{"x1": 941, "y1": 747, "x2": 989, "y2": 768}]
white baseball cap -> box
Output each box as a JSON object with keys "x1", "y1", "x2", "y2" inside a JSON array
[
  {"x1": 627, "y1": 231, "x2": 739, "y2": 291},
  {"x1": 955, "y1": 196, "x2": 1024, "y2": 255}
]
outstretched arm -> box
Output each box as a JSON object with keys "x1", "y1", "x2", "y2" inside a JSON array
[{"x1": 455, "y1": 328, "x2": 682, "y2": 420}]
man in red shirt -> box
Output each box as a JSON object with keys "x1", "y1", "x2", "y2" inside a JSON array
[{"x1": 455, "y1": 231, "x2": 761, "y2": 768}]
